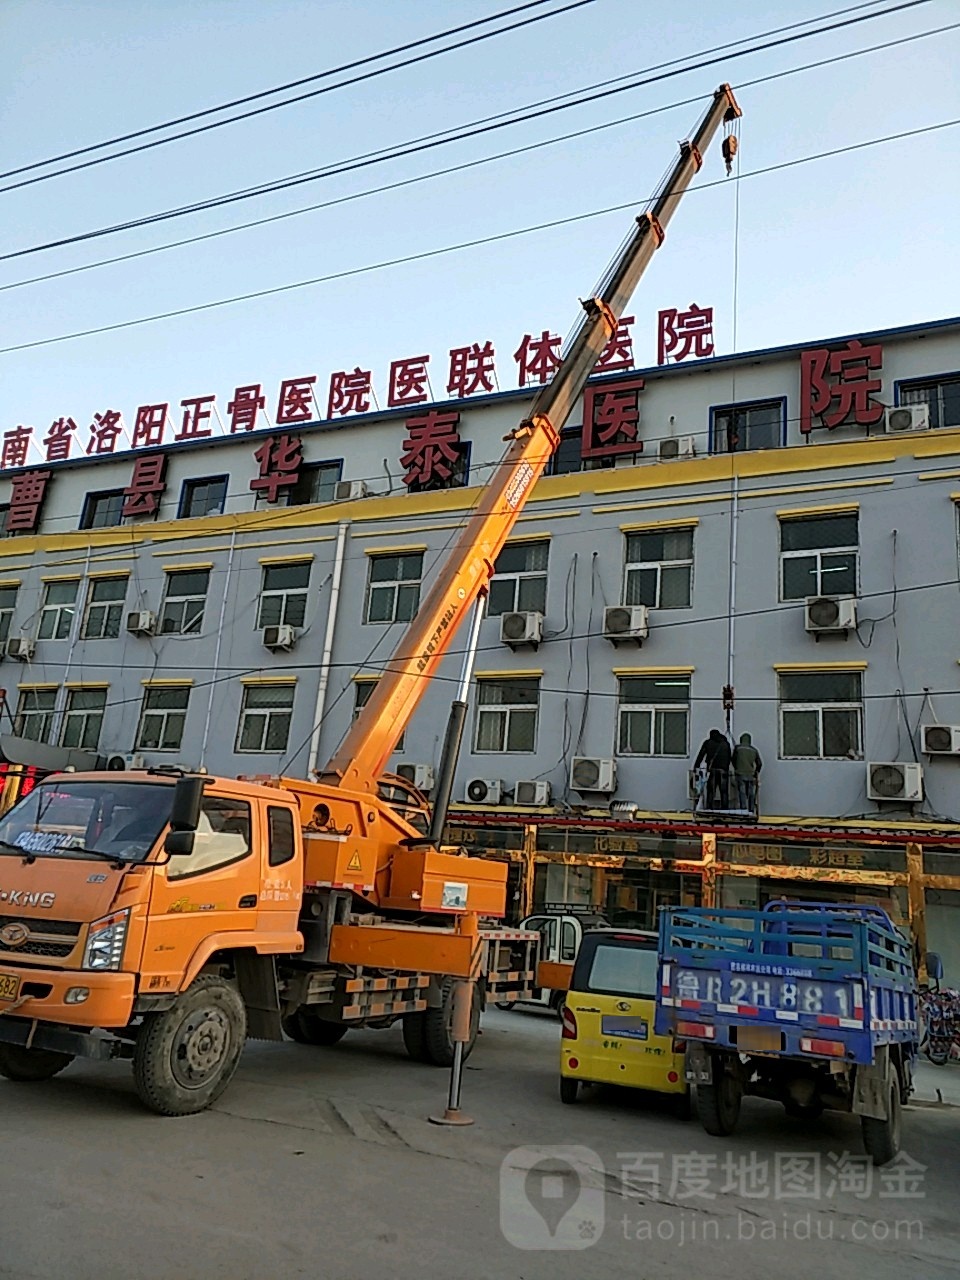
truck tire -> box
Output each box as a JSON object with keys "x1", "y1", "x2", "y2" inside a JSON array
[
  {"x1": 861, "y1": 1072, "x2": 902, "y2": 1166},
  {"x1": 133, "y1": 974, "x2": 246, "y2": 1117},
  {"x1": 494, "y1": 1000, "x2": 517, "y2": 1011},
  {"x1": 282, "y1": 1010, "x2": 348, "y2": 1046},
  {"x1": 0, "y1": 1043, "x2": 73, "y2": 1082},
  {"x1": 697, "y1": 1058, "x2": 742, "y2": 1137},
  {"x1": 422, "y1": 978, "x2": 481, "y2": 1068},
  {"x1": 402, "y1": 1012, "x2": 431, "y2": 1063},
  {"x1": 559, "y1": 1076, "x2": 579, "y2": 1104}
]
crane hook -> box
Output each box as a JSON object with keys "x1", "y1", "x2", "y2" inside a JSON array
[{"x1": 722, "y1": 134, "x2": 738, "y2": 176}]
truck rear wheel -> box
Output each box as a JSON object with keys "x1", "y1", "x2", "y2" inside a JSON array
[
  {"x1": 861, "y1": 1073, "x2": 902, "y2": 1166},
  {"x1": 402, "y1": 1012, "x2": 431, "y2": 1062},
  {"x1": 407, "y1": 978, "x2": 481, "y2": 1067},
  {"x1": 133, "y1": 975, "x2": 246, "y2": 1117},
  {"x1": 282, "y1": 1010, "x2": 348, "y2": 1046},
  {"x1": 0, "y1": 1042, "x2": 73, "y2": 1082},
  {"x1": 697, "y1": 1057, "x2": 742, "y2": 1137}
]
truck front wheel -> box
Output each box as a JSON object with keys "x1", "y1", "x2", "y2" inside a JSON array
[
  {"x1": 133, "y1": 975, "x2": 246, "y2": 1116},
  {"x1": 861, "y1": 1073, "x2": 902, "y2": 1166},
  {"x1": 697, "y1": 1057, "x2": 742, "y2": 1137},
  {"x1": 282, "y1": 1010, "x2": 348, "y2": 1046},
  {"x1": 0, "y1": 1043, "x2": 73, "y2": 1082},
  {"x1": 404, "y1": 979, "x2": 481, "y2": 1067}
]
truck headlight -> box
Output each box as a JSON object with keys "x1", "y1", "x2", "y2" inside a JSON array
[{"x1": 82, "y1": 910, "x2": 130, "y2": 971}]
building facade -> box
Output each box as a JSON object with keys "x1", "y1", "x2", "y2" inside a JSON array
[{"x1": 2, "y1": 315, "x2": 959, "y2": 964}]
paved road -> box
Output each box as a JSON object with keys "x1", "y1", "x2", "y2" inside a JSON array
[{"x1": 1, "y1": 1008, "x2": 957, "y2": 1280}]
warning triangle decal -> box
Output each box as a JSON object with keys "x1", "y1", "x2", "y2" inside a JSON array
[{"x1": 346, "y1": 851, "x2": 363, "y2": 873}]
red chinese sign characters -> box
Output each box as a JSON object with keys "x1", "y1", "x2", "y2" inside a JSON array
[
  {"x1": 176, "y1": 395, "x2": 216, "y2": 441},
  {"x1": 327, "y1": 368, "x2": 373, "y2": 418},
  {"x1": 1, "y1": 426, "x2": 33, "y2": 471},
  {"x1": 388, "y1": 356, "x2": 430, "y2": 407},
  {"x1": 7, "y1": 471, "x2": 51, "y2": 532},
  {"x1": 276, "y1": 376, "x2": 317, "y2": 424},
  {"x1": 132, "y1": 404, "x2": 168, "y2": 449},
  {"x1": 401, "y1": 410, "x2": 463, "y2": 490},
  {"x1": 447, "y1": 342, "x2": 496, "y2": 398},
  {"x1": 514, "y1": 330, "x2": 562, "y2": 386},
  {"x1": 86, "y1": 410, "x2": 124, "y2": 455},
  {"x1": 597, "y1": 315, "x2": 635, "y2": 372},
  {"x1": 122, "y1": 454, "x2": 168, "y2": 519},
  {"x1": 227, "y1": 385, "x2": 266, "y2": 434},
  {"x1": 799, "y1": 340, "x2": 884, "y2": 436},
  {"x1": 657, "y1": 304, "x2": 715, "y2": 365},
  {"x1": 250, "y1": 434, "x2": 303, "y2": 503},
  {"x1": 44, "y1": 418, "x2": 76, "y2": 462},
  {"x1": 581, "y1": 377, "x2": 644, "y2": 460}
]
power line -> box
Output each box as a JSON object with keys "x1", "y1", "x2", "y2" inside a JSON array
[
  {"x1": 0, "y1": 0, "x2": 936, "y2": 257},
  {"x1": 5, "y1": 17, "x2": 953, "y2": 298},
  {"x1": 2, "y1": 114, "x2": 956, "y2": 357},
  {"x1": 0, "y1": 0, "x2": 595, "y2": 195}
]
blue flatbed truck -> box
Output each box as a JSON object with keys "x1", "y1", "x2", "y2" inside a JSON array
[{"x1": 655, "y1": 903, "x2": 918, "y2": 1165}]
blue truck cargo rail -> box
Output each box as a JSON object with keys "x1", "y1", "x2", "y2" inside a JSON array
[{"x1": 654, "y1": 902, "x2": 917, "y2": 1066}]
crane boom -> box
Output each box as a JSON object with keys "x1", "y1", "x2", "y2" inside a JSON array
[{"x1": 323, "y1": 84, "x2": 741, "y2": 791}]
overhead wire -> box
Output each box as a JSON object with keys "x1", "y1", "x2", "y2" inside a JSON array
[{"x1": 0, "y1": 0, "x2": 939, "y2": 257}]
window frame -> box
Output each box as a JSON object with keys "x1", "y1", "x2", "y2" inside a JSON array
[
  {"x1": 136, "y1": 685, "x2": 192, "y2": 752},
  {"x1": 896, "y1": 371, "x2": 960, "y2": 431},
  {"x1": 235, "y1": 683, "x2": 296, "y2": 754},
  {"x1": 178, "y1": 476, "x2": 229, "y2": 520},
  {"x1": 14, "y1": 687, "x2": 57, "y2": 743},
  {"x1": 256, "y1": 561, "x2": 311, "y2": 630},
  {"x1": 79, "y1": 489, "x2": 126, "y2": 530},
  {"x1": 268, "y1": 805, "x2": 297, "y2": 867},
  {"x1": 81, "y1": 576, "x2": 128, "y2": 640},
  {"x1": 778, "y1": 513, "x2": 859, "y2": 602},
  {"x1": 474, "y1": 677, "x2": 540, "y2": 754},
  {"x1": 38, "y1": 579, "x2": 80, "y2": 641},
  {"x1": 281, "y1": 460, "x2": 344, "y2": 507},
  {"x1": 709, "y1": 397, "x2": 786, "y2": 454},
  {"x1": 622, "y1": 527, "x2": 694, "y2": 610},
  {"x1": 0, "y1": 584, "x2": 18, "y2": 645},
  {"x1": 778, "y1": 670, "x2": 864, "y2": 760},
  {"x1": 166, "y1": 795, "x2": 253, "y2": 882},
  {"x1": 615, "y1": 675, "x2": 690, "y2": 757},
  {"x1": 159, "y1": 569, "x2": 210, "y2": 636},
  {"x1": 487, "y1": 540, "x2": 549, "y2": 617},
  {"x1": 59, "y1": 687, "x2": 107, "y2": 750},
  {"x1": 364, "y1": 551, "x2": 424, "y2": 625}
]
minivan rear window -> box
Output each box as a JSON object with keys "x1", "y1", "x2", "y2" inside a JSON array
[{"x1": 575, "y1": 937, "x2": 658, "y2": 998}]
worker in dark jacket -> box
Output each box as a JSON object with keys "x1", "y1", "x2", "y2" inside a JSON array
[
  {"x1": 694, "y1": 729, "x2": 731, "y2": 810},
  {"x1": 732, "y1": 732, "x2": 762, "y2": 814}
]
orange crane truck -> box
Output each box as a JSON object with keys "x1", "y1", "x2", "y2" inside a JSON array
[{"x1": 0, "y1": 86, "x2": 740, "y2": 1115}]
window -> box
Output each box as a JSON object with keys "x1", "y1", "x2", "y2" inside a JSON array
[
  {"x1": 572, "y1": 934, "x2": 658, "y2": 999},
  {"x1": 623, "y1": 528, "x2": 693, "y2": 609},
  {"x1": 284, "y1": 462, "x2": 342, "y2": 506},
  {"x1": 160, "y1": 569, "x2": 210, "y2": 635},
  {"x1": 38, "y1": 579, "x2": 79, "y2": 640},
  {"x1": 179, "y1": 476, "x2": 228, "y2": 519},
  {"x1": 365, "y1": 552, "x2": 423, "y2": 624},
  {"x1": 0, "y1": 584, "x2": 18, "y2": 644},
  {"x1": 82, "y1": 577, "x2": 127, "y2": 640},
  {"x1": 779, "y1": 670, "x2": 863, "y2": 759},
  {"x1": 475, "y1": 677, "x2": 539, "y2": 752},
  {"x1": 268, "y1": 805, "x2": 296, "y2": 866},
  {"x1": 0, "y1": 506, "x2": 10, "y2": 538},
  {"x1": 354, "y1": 680, "x2": 403, "y2": 752},
  {"x1": 257, "y1": 561, "x2": 311, "y2": 629},
  {"x1": 488, "y1": 541, "x2": 549, "y2": 616},
  {"x1": 617, "y1": 675, "x2": 690, "y2": 756},
  {"x1": 60, "y1": 688, "x2": 107, "y2": 750},
  {"x1": 80, "y1": 489, "x2": 125, "y2": 530},
  {"x1": 712, "y1": 399, "x2": 783, "y2": 453},
  {"x1": 235, "y1": 684, "x2": 295, "y2": 753},
  {"x1": 405, "y1": 443, "x2": 470, "y2": 494},
  {"x1": 549, "y1": 428, "x2": 583, "y2": 476},
  {"x1": 14, "y1": 688, "x2": 57, "y2": 743},
  {"x1": 900, "y1": 375, "x2": 960, "y2": 430},
  {"x1": 780, "y1": 513, "x2": 858, "y2": 601},
  {"x1": 167, "y1": 795, "x2": 252, "y2": 881},
  {"x1": 136, "y1": 685, "x2": 191, "y2": 751}
]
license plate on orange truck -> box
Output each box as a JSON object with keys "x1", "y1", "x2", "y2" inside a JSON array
[{"x1": 0, "y1": 973, "x2": 21, "y2": 1002}]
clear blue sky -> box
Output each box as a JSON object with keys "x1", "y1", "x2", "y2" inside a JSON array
[{"x1": 2, "y1": 0, "x2": 958, "y2": 448}]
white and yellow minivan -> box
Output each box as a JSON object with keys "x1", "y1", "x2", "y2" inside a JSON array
[{"x1": 560, "y1": 928, "x2": 688, "y2": 1112}]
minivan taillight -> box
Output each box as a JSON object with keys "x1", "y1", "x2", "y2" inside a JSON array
[
  {"x1": 672, "y1": 1038, "x2": 687, "y2": 1053},
  {"x1": 561, "y1": 1007, "x2": 578, "y2": 1040}
]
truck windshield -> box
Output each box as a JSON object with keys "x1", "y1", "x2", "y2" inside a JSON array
[
  {"x1": 0, "y1": 780, "x2": 172, "y2": 863},
  {"x1": 573, "y1": 936, "x2": 659, "y2": 999}
]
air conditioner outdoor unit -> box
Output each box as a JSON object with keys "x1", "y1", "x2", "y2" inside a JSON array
[
  {"x1": 396, "y1": 762, "x2": 435, "y2": 793},
  {"x1": 465, "y1": 777, "x2": 502, "y2": 805},
  {"x1": 570, "y1": 756, "x2": 617, "y2": 794},
  {"x1": 867, "y1": 761, "x2": 924, "y2": 803},
  {"x1": 126, "y1": 610, "x2": 156, "y2": 636},
  {"x1": 6, "y1": 637, "x2": 35, "y2": 661},
  {"x1": 105, "y1": 752, "x2": 145, "y2": 771},
  {"x1": 921, "y1": 724, "x2": 960, "y2": 756},
  {"x1": 263, "y1": 624, "x2": 297, "y2": 652},
  {"x1": 884, "y1": 405, "x2": 930, "y2": 434},
  {"x1": 500, "y1": 610, "x2": 543, "y2": 649},
  {"x1": 659, "y1": 435, "x2": 696, "y2": 461},
  {"x1": 804, "y1": 595, "x2": 857, "y2": 634},
  {"x1": 603, "y1": 604, "x2": 649, "y2": 645},
  {"x1": 515, "y1": 779, "x2": 551, "y2": 806},
  {"x1": 335, "y1": 480, "x2": 369, "y2": 501}
]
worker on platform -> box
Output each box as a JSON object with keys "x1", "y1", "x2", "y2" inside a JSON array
[
  {"x1": 693, "y1": 729, "x2": 731, "y2": 811},
  {"x1": 732, "y1": 732, "x2": 762, "y2": 815}
]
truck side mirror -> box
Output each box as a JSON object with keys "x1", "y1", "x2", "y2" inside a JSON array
[
  {"x1": 169, "y1": 775, "x2": 206, "y2": 833},
  {"x1": 164, "y1": 829, "x2": 196, "y2": 857},
  {"x1": 926, "y1": 952, "x2": 944, "y2": 982}
]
